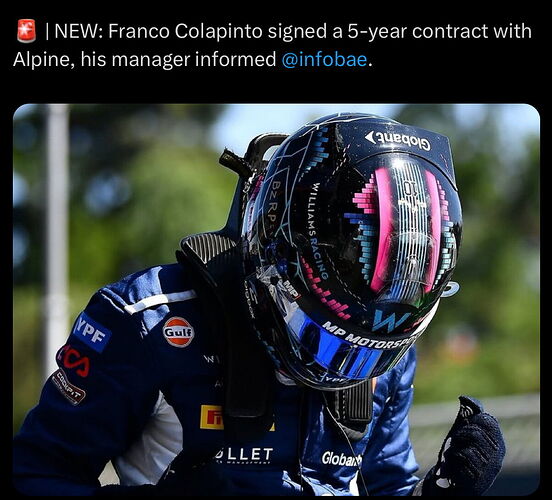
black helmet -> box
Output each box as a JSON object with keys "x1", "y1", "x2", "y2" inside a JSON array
[{"x1": 241, "y1": 113, "x2": 462, "y2": 390}]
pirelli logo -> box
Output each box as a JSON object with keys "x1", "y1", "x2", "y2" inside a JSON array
[{"x1": 200, "y1": 405, "x2": 275, "y2": 431}]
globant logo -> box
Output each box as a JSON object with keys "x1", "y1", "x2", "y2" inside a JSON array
[
  {"x1": 365, "y1": 130, "x2": 431, "y2": 151},
  {"x1": 321, "y1": 450, "x2": 362, "y2": 467}
]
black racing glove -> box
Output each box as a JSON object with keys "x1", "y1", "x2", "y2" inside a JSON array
[
  {"x1": 96, "y1": 449, "x2": 231, "y2": 496},
  {"x1": 416, "y1": 395, "x2": 506, "y2": 496}
]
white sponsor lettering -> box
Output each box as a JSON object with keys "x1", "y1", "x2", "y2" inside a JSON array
[
  {"x1": 74, "y1": 317, "x2": 106, "y2": 343},
  {"x1": 323, "y1": 321, "x2": 347, "y2": 336},
  {"x1": 365, "y1": 130, "x2": 431, "y2": 151},
  {"x1": 282, "y1": 280, "x2": 301, "y2": 299},
  {"x1": 83, "y1": 323, "x2": 95, "y2": 337},
  {"x1": 322, "y1": 450, "x2": 362, "y2": 467},
  {"x1": 309, "y1": 236, "x2": 329, "y2": 280},
  {"x1": 324, "y1": 322, "x2": 423, "y2": 349},
  {"x1": 267, "y1": 181, "x2": 281, "y2": 222},
  {"x1": 92, "y1": 330, "x2": 105, "y2": 343},
  {"x1": 203, "y1": 354, "x2": 221, "y2": 364},
  {"x1": 164, "y1": 326, "x2": 193, "y2": 338},
  {"x1": 215, "y1": 447, "x2": 274, "y2": 465}
]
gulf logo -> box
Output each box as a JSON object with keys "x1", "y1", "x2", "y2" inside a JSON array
[{"x1": 163, "y1": 317, "x2": 195, "y2": 348}]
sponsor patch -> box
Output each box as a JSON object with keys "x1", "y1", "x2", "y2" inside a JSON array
[
  {"x1": 200, "y1": 404, "x2": 275, "y2": 431},
  {"x1": 50, "y1": 368, "x2": 86, "y2": 405},
  {"x1": 163, "y1": 316, "x2": 195, "y2": 348},
  {"x1": 71, "y1": 312, "x2": 112, "y2": 353},
  {"x1": 200, "y1": 404, "x2": 224, "y2": 429},
  {"x1": 56, "y1": 344, "x2": 90, "y2": 377}
]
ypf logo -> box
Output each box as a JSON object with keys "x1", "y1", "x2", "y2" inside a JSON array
[{"x1": 163, "y1": 317, "x2": 195, "y2": 348}]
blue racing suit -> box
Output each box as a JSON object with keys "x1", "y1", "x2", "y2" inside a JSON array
[{"x1": 13, "y1": 262, "x2": 420, "y2": 496}]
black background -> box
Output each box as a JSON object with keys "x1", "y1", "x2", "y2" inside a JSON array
[{"x1": 5, "y1": 10, "x2": 544, "y2": 105}]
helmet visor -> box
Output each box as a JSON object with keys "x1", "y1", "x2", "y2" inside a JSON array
[{"x1": 263, "y1": 271, "x2": 439, "y2": 390}]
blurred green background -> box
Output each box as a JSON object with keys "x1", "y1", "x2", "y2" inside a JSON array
[{"x1": 13, "y1": 104, "x2": 540, "y2": 436}]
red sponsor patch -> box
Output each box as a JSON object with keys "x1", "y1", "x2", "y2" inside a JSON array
[
  {"x1": 163, "y1": 317, "x2": 195, "y2": 348},
  {"x1": 17, "y1": 19, "x2": 36, "y2": 43},
  {"x1": 57, "y1": 344, "x2": 90, "y2": 377},
  {"x1": 51, "y1": 369, "x2": 86, "y2": 405}
]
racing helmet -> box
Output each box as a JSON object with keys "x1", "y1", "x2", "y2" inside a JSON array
[{"x1": 241, "y1": 113, "x2": 462, "y2": 390}]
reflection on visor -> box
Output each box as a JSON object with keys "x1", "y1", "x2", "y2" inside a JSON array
[
  {"x1": 369, "y1": 164, "x2": 442, "y2": 306},
  {"x1": 270, "y1": 285, "x2": 437, "y2": 388},
  {"x1": 374, "y1": 231, "x2": 437, "y2": 305},
  {"x1": 253, "y1": 256, "x2": 442, "y2": 389},
  {"x1": 286, "y1": 306, "x2": 384, "y2": 380},
  {"x1": 272, "y1": 289, "x2": 439, "y2": 387}
]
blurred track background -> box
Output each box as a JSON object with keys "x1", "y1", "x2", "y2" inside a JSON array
[{"x1": 13, "y1": 104, "x2": 540, "y2": 495}]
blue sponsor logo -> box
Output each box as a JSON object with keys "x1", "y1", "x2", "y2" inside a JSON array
[
  {"x1": 71, "y1": 312, "x2": 112, "y2": 353},
  {"x1": 372, "y1": 310, "x2": 411, "y2": 334}
]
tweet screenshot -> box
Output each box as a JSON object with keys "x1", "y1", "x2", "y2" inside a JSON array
[{"x1": 9, "y1": 12, "x2": 541, "y2": 498}]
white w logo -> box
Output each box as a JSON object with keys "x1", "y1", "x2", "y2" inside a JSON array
[{"x1": 372, "y1": 309, "x2": 411, "y2": 333}]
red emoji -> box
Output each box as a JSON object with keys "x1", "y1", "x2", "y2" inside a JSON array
[{"x1": 17, "y1": 19, "x2": 36, "y2": 43}]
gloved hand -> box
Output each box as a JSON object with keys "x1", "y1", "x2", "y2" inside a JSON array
[
  {"x1": 418, "y1": 395, "x2": 506, "y2": 496},
  {"x1": 96, "y1": 449, "x2": 231, "y2": 496}
]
